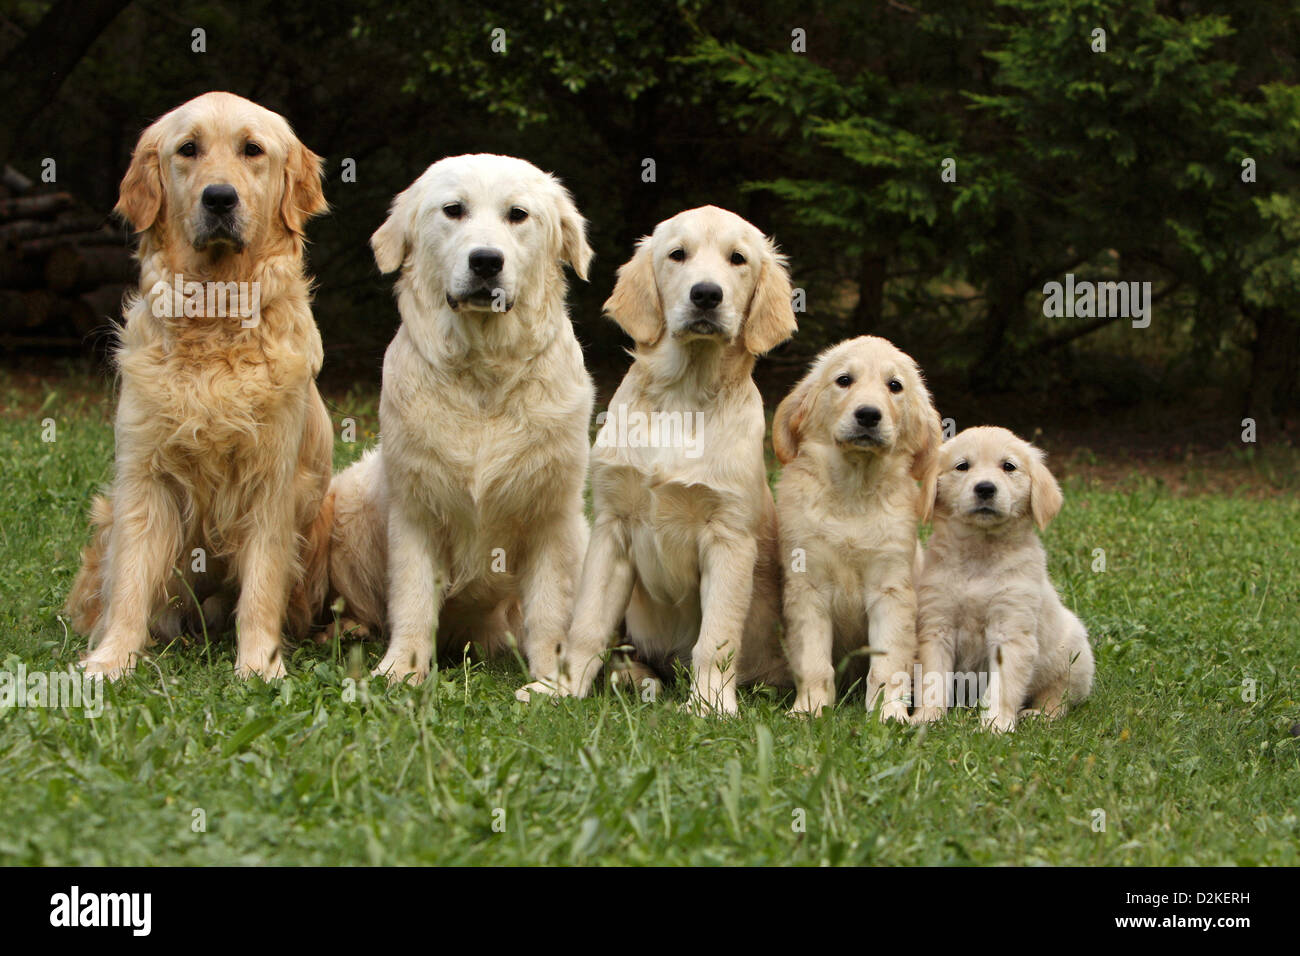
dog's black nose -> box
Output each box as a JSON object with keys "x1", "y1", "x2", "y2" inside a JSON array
[
  {"x1": 690, "y1": 282, "x2": 723, "y2": 310},
  {"x1": 468, "y1": 247, "x2": 504, "y2": 278},
  {"x1": 854, "y1": 406, "x2": 882, "y2": 428},
  {"x1": 975, "y1": 481, "x2": 997, "y2": 500},
  {"x1": 201, "y1": 184, "x2": 239, "y2": 214}
]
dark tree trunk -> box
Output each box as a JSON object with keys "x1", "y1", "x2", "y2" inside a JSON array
[
  {"x1": 0, "y1": 0, "x2": 133, "y2": 167},
  {"x1": 849, "y1": 250, "x2": 886, "y2": 336},
  {"x1": 1245, "y1": 305, "x2": 1299, "y2": 433}
]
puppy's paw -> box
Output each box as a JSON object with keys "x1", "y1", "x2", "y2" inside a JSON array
[
  {"x1": 911, "y1": 705, "x2": 946, "y2": 725},
  {"x1": 514, "y1": 678, "x2": 571, "y2": 703},
  {"x1": 371, "y1": 649, "x2": 429, "y2": 686},
  {"x1": 981, "y1": 711, "x2": 1016, "y2": 734},
  {"x1": 878, "y1": 700, "x2": 910, "y2": 724},
  {"x1": 236, "y1": 649, "x2": 287, "y2": 682},
  {"x1": 681, "y1": 690, "x2": 738, "y2": 718},
  {"x1": 80, "y1": 647, "x2": 138, "y2": 682},
  {"x1": 787, "y1": 699, "x2": 829, "y2": 719}
]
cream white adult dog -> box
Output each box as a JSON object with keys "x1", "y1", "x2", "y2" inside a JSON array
[
  {"x1": 517, "y1": 205, "x2": 797, "y2": 714},
  {"x1": 914, "y1": 426, "x2": 1094, "y2": 732},
  {"x1": 327, "y1": 154, "x2": 595, "y2": 684},
  {"x1": 772, "y1": 336, "x2": 941, "y2": 722},
  {"x1": 67, "y1": 91, "x2": 331, "y2": 680}
]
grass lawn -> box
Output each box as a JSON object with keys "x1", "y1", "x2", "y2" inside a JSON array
[{"x1": 0, "y1": 370, "x2": 1297, "y2": 866}]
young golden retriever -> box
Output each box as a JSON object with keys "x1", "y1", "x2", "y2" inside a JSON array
[
  {"x1": 914, "y1": 426, "x2": 1094, "y2": 731},
  {"x1": 327, "y1": 154, "x2": 594, "y2": 685},
  {"x1": 66, "y1": 92, "x2": 331, "y2": 680},
  {"x1": 773, "y1": 336, "x2": 941, "y2": 722},
  {"x1": 517, "y1": 205, "x2": 797, "y2": 714}
]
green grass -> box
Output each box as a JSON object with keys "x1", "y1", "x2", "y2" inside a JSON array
[{"x1": 0, "y1": 377, "x2": 1297, "y2": 865}]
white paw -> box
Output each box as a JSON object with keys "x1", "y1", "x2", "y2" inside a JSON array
[
  {"x1": 236, "y1": 649, "x2": 287, "y2": 681},
  {"x1": 80, "y1": 647, "x2": 138, "y2": 682},
  {"x1": 911, "y1": 705, "x2": 946, "y2": 725},
  {"x1": 682, "y1": 689, "x2": 738, "y2": 717},
  {"x1": 371, "y1": 649, "x2": 429, "y2": 686},
  {"x1": 981, "y1": 711, "x2": 1016, "y2": 733},
  {"x1": 514, "y1": 678, "x2": 570, "y2": 703},
  {"x1": 878, "y1": 700, "x2": 910, "y2": 724}
]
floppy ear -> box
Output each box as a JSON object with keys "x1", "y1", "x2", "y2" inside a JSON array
[
  {"x1": 280, "y1": 140, "x2": 328, "y2": 237},
  {"x1": 772, "y1": 367, "x2": 818, "y2": 465},
  {"x1": 908, "y1": 375, "x2": 943, "y2": 523},
  {"x1": 114, "y1": 124, "x2": 165, "y2": 233},
  {"x1": 555, "y1": 183, "x2": 593, "y2": 281},
  {"x1": 1028, "y1": 447, "x2": 1064, "y2": 530},
  {"x1": 370, "y1": 187, "x2": 414, "y2": 274},
  {"x1": 603, "y1": 238, "x2": 663, "y2": 347},
  {"x1": 913, "y1": 409, "x2": 942, "y2": 523},
  {"x1": 744, "y1": 238, "x2": 798, "y2": 355}
]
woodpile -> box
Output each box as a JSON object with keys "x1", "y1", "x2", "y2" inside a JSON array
[{"x1": 0, "y1": 165, "x2": 132, "y2": 351}]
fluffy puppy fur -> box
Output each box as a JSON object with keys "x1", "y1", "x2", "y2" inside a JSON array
[
  {"x1": 519, "y1": 205, "x2": 797, "y2": 714},
  {"x1": 66, "y1": 92, "x2": 331, "y2": 680},
  {"x1": 914, "y1": 426, "x2": 1094, "y2": 732},
  {"x1": 327, "y1": 154, "x2": 594, "y2": 685},
  {"x1": 773, "y1": 336, "x2": 941, "y2": 722}
]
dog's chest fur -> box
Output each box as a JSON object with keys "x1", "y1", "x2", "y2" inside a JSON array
[
  {"x1": 117, "y1": 305, "x2": 313, "y2": 483},
  {"x1": 381, "y1": 326, "x2": 591, "y2": 538}
]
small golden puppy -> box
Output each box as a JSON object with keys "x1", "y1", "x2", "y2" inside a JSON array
[
  {"x1": 67, "y1": 92, "x2": 331, "y2": 680},
  {"x1": 914, "y1": 426, "x2": 1094, "y2": 732},
  {"x1": 518, "y1": 205, "x2": 797, "y2": 714},
  {"x1": 773, "y1": 336, "x2": 941, "y2": 722}
]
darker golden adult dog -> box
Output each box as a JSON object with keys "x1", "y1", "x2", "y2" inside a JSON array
[{"x1": 66, "y1": 91, "x2": 331, "y2": 680}]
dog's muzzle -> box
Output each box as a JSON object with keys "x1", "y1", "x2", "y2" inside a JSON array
[
  {"x1": 194, "y1": 183, "x2": 244, "y2": 252},
  {"x1": 446, "y1": 284, "x2": 512, "y2": 312}
]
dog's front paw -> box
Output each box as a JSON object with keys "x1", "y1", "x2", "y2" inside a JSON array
[
  {"x1": 81, "y1": 647, "x2": 139, "y2": 681},
  {"x1": 981, "y1": 710, "x2": 1016, "y2": 734},
  {"x1": 372, "y1": 649, "x2": 429, "y2": 686},
  {"x1": 878, "y1": 700, "x2": 910, "y2": 724},
  {"x1": 682, "y1": 688, "x2": 738, "y2": 718},
  {"x1": 236, "y1": 649, "x2": 286, "y2": 682},
  {"x1": 514, "y1": 678, "x2": 572, "y2": 703},
  {"x1": 911, "y1": 705, "x2": 946, "y2": 725}
]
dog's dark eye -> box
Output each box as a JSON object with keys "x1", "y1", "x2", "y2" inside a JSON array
[
  {"x1": 668, "y1": 248, "x2": 686, "y2": 262},
  {"x1": 888, "y1": 379, "x2": 903, "y2": 393},
  {"x1": 835, "y1": 374, "x2": 852, "y2": 388},
  {"x1": 443, "y1": 203, "x2": 464, "y2": 219},
  {"x1": 178, "y1": 141, "x2": 197, "y2": 158},
  {"x1": 1003, "y1": 461, "x2": 1017, "y2": 472},
  {"x1": 730, "y1": 251, "x2": 746, "y2": 266},
  {"x1": 508, "y1": 206, "x2": 528, "y2": 224},
  {"x1": 244, "y1": 142, "x2": 263, "y2": 157},
  {"x1": 955, "y1": 461, "x2": 969, "y2": 472}
]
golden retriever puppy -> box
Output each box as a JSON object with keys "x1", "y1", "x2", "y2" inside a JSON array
[
  {"x1": 518, "y1": 205, "x2": 797, "y2": 714},
  {"x1": 772, "y1": 336, "x2": 940, "y2": 722},
  {"x1": 914, "y1": 426, "x2": 1094, "y2": 732},
  {"x1": 66, "y1": 92, "x2": 331, "y2": 680},
  {"x1": 327, "y1": 154, "x2": 594, "y2": 685}
]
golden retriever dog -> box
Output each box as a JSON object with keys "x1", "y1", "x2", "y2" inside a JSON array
[
  {"x1": 517, "y1": 205, "x2": 797, "y2": 714},
  {"x1": 327, "y1": 154, "x2": 594, "y2": 685},
  {"x1": 66, "y1": 91, "x2": 331, "y2": 680},
  {"x1": 772, "y1": 336, "x2": 941, "y2": 722},
  {"x1": 914, "y1": 426, "x2": 1094, "y2": 732}
]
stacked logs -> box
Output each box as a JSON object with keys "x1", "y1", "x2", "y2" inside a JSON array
[{"x1": 0, "y1": 165, "x2": 132, "y2": 350}]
